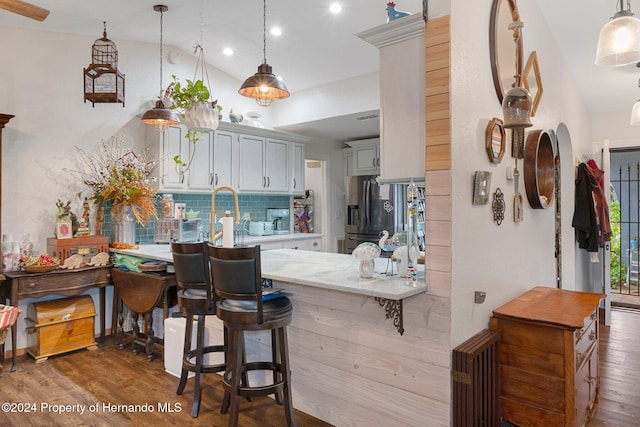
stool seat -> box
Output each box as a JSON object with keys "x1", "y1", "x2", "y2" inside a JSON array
[
  {"x1": 172, "y1": 241, "x2": 227, "y2": 418},
  {"x1": 208, "y1": 244, "x2": 296, "y2": 427}
]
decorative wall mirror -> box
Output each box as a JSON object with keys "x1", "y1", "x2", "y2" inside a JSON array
[
  {"x1": 489, "y1": 0, "x2": 523, "y2": 104},
  {"x1": 523, "y1": 51, "x2": 543, "y2": 116},
  {"x1": 486, "y1": 117, "x2": 506, "y2": 163}
]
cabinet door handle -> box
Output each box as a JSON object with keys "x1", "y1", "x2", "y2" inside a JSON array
[
  {"x1": 373, "y1": 158, "x2": 376, "y2": 167},
  {"x1": 180, "y1": 173, "x2": 185, "y2": 184},
  {"x1": 293, "y1": 178, "x2": 296, "y2": 189},
  {"x1": 209, "y1": 173, "x2": 214, "y2": 185},
  {"x1": 585, "y1": 375, "x2": 597, "y2": 385},
  {"x1": 214, "y1": 173, "x2": 218, "y2": 186},
  {"x1": 589, "y1": 330, "x2": 596, "y2": 341},
  {"x1": 267, "y1": 177, "x2": 270, "y2": 187},
  {"x1": 313, "y1": 241, "x2": 318, "y2": 246},
  {"x1": 377, "y1": 158, "x2": 380, "y2": 167},
  {"x1": 263, "y1": 176, "x2": 266, "y2": 187}
]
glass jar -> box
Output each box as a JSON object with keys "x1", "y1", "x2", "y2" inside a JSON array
[
  {"x1": 162, "y1": 194, "x2": 174, "y2": 218},
  {"x1": 111, "y1": 205, "x2": 136, "y2": 245}
]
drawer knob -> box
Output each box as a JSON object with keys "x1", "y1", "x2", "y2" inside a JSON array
[
  {"x1": 28, "y1": 282, "x2": 36, "y2": 288},
  {"x1": 313, "y1": 242, "x2": 318, "y2": 246}
]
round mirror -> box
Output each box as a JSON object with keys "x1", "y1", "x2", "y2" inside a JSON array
[{"x1": 489, "y1": 0, "x2": 523, "y2": 104}]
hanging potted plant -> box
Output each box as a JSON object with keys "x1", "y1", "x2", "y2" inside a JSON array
[{"x1": 166, "y1": 75, "x2": 222, "y2": 131}]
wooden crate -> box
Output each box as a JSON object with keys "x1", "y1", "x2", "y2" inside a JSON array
[
  {"x1": 25, "y1": 295, "x2": 97, "y2": 363},
  {"x1": 47, "y1": 236, "x2": 109, "y2": 263}
]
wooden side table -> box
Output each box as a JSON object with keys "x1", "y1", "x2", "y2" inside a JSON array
[
  {"x1": 0, "y1": 265, "x2": 112, "y2": 372},
  {"x1": 110, "y1": 268, "x2": 176, "y2": 361}
]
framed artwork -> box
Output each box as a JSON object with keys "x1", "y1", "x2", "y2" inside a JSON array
[
  {"x1": 473, "y1": 171, "x2": 491, "y2": 205},
  {"x1": 56, "y1": 221, "x2": 73, "y2": 239}
]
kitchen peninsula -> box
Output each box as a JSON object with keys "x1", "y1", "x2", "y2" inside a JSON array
[{"x1": 110, "y1": 244, "x2": 447, "y2": 426}]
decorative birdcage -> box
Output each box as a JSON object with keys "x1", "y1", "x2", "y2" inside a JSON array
[{"x1": 84, "y1": 22, "x2": 125, "y2": 107}]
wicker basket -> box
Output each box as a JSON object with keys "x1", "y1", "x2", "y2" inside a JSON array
[{"x1": 22, "y1": 264, "x2": 59, "y2": 273}]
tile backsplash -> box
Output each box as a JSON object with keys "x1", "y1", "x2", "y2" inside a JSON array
[{"x1": 103, "y1": 193, "x2": 291, "y2": 243}]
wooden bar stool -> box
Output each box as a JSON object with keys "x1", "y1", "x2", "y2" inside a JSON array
[
  {"x1": 207, "y1": 244, "x2": 296, "y2": 427},
  {"x1": 171, "y1": 241, "x2": 227, "y2": 418}
]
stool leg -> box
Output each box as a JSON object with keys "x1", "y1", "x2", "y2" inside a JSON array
[
  {"x1": 228, "y1": 329, "x2": 244, "y2": 427},
  {"x1": 221, "y1": 326, "x2": 231, "y2": 414},
  {"x1": 191, "y1": 314, "x2": 206, "y2": 418},
  {"x1": 272, "y1": 329, "x2": 283, "y2": 404},
  {"x1": 278, "y1": 326, "x2": 296, "y2": 427},
  {"x1": 177, "y1": 314, "x2": 194, "y2": 395}
]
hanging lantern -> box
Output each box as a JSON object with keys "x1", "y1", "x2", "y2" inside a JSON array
[{"x1": 84, "y1": 22, "x2": 125, "y2": 107}]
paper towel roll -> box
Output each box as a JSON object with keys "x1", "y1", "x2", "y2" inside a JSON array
[{"x1": 222, "y1": 217, "x2": 234, "y2": 248}]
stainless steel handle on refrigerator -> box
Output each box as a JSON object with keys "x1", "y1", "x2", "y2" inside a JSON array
[{"x1": 363, "y1": 180, "x2": 370, "y2": 227}]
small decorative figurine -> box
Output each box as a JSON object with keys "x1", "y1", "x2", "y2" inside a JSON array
[
  {"x1": 229, "y1": 108, "x2": 243, "y2": 124},
  {"x1": 386, "y1": 2, "x2": 411, "y2": 22},
  {"x1": 76, "y1": 197, "x2": 91, "y2": 236}
]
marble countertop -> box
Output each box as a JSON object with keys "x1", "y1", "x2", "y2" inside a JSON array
[{"x1": 111, "y1": 243, "x2": 427, "y2": 300}]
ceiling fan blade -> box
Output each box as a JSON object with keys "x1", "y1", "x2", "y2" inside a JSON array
[{"x1": 0, "y1": 0, "x2": 50, "y2": 22}]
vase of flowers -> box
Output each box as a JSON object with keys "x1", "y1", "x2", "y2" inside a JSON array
[{"x1": 70, "y1": 136, "x2": 159, "y2": 244}]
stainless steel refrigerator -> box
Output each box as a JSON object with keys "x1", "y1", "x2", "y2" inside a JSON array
[{"x1": 343, "y1": 175, "x2": 406, "y2": 254}]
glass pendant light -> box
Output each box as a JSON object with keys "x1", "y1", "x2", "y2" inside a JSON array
[
  {"x1": 141, "y1": 5, "x2": 180, "y2": 132},
  {"x1": 238, "y1": 0, "x2": 290, "y2": 107},
  {"x1": 595, "y1": 0, "x2": 640, "y2": 66},
  {"x1": 502, "y1": 85, "x2": 533, "y2": 129},
  {"x1": 632, "y1": 77, "x2": 640, "y2": 125}
]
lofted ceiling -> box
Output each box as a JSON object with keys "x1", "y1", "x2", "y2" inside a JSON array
[{"x1": 0, "y1": 1, "x2": 637, "y2": 140}]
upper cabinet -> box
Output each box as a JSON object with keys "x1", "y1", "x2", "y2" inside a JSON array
[
  {"x1": 149, "y1": 122, "x2": 306, "y2": 195},
  {"x1": 358, "y1": 15, "x2": 426, "y2": 184},
  {"x1": 290, "y1": 142, "x2": 305, "y2": 195},
  {"x1": 345, "y1": 138, "x2": 380, "y2": 176}
]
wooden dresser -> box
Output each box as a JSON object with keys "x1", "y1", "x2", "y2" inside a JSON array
[{"x1": 490, "y1": 286, "x2": 604, "y2": 427}]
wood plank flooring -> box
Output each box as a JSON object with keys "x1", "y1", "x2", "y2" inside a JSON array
[
  {"x1": 589, "y1": 307, "x2": 640, "y2": 426},
  {"x1": 2, "y1": 307, "x2": 639, "y2": 426},
  {"x1": 0, "y1": 337, "x2": 332, "y2": 427}
]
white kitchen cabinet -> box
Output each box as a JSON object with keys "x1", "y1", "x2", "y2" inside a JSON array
[
  {"x1": 290, "y1": 142, "x2": 305, "y2": 195},
  {"x1": 150, "y1": 122, "x2": 306, "y2": 195},
  {"x1": 238, "y1": 135, "x2": 289, "y2": 193},
  {"x1": 346, "y1": 138, "x2": 380, "y2": 176},
  {"x1": 358, "y1": 15, "x2": 425, "y2": 183},
  {"x1": 284, "y1": 237, "x2": 321, "y2": 251},
  {"x1": 343, "y1": 148, "x2": 354, "y2": 177},
  {"x1": 187, "y1": 130, "x2": 214, "y2": 191},
  {"x1": 211, "y1": 129, "x2": 236, "y2": 188}
]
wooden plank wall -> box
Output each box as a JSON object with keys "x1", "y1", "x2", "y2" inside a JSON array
[{"x1": 424, "y1": 14, "x2": 453, "y2": 425}]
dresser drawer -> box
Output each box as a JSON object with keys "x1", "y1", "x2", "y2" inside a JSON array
[{"x1": 575, "y1": 316, "x2": 597, "y2": 369}]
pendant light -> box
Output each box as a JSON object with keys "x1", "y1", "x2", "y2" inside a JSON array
[
  {"x1": 632, "y1": 76, "x2": 640, "y2": 125},
  {"x1": 142, "y1": 5, "x2": 180, "y2": 132},
  {"x1": 501, "y1": 18, "x2": 532, "y2": 129},
  {"x1": 238, "y1": 0, "x2": 290, "y2": 107},
  {"x1": 595, "y1": 0, "x2": 640, "y2": 66}
]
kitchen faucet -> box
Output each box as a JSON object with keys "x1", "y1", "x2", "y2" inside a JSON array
[{"x1": 210, "y1": 185, "x2": 240, "y2": 243}]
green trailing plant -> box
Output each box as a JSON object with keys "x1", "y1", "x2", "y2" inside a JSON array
[
  {"x1": 166, "y1": 75, "x2": 222, "y2": 176},
  {"x1": 609, "y1": 196, "x2": 626, "y2": 289}
]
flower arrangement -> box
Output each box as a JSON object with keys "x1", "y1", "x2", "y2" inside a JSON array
[{"x1": 71, "y1": 136, "x2": 159, "y2": 226}]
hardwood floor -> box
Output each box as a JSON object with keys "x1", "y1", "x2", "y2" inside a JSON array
[
  {"x1": 2, "y1": 307, "x2": 638, "y2": 426},
  {"x1": 589, "y1": 307, "x2": 640, "y2": 426},
  {"x1": 0, "y1": 337, "x2": 332, "y2": 427}
]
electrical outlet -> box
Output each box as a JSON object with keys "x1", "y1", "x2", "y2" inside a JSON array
[{"x1": 474, "y1": 291, "x2": 487, "y2": 304}]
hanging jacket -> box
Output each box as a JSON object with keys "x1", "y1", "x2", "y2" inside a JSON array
[
  {"x1": 572, "y1": 163, "x2": 599, "y2": 252},
  {"x1": 585, "y1": 160, "x2": 612, "y2": 245}
]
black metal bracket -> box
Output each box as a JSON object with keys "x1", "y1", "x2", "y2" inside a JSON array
[{"x1": 375, "y1": 297, "x2": 404, "y2": 335}]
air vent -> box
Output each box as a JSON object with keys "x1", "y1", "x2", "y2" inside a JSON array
[{"x1": 355, "y1": 114, "x2": 379, "y2": 121}]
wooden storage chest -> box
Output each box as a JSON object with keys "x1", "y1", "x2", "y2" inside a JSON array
[
  {"x1": 47, "y1": 236, "x2": 109, "y2": 263},
  {"x1": 490, "y1": 286, "x2": 604, "y2": 427},
  {"x1": 25, "y1": 295, "x2": 97, "y2": 362}
]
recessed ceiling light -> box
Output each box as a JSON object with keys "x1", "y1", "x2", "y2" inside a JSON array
[
  {"x1": 329, "y1": 3, "x2": 342, "y2": 14},
  {"x1": 223, "y1": 47, "x2": 234, "y2": 56},
  {"x1": 271, "y1": 26, "x2": 282, "y2": 36}
]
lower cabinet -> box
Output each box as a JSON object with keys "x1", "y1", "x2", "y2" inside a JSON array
[
  {"x1": 489, "y1": 287, "x2": 604, "y2": 427},
  {"x1": 257, "y1": 237, "x2": 322, "y2": 252}
]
